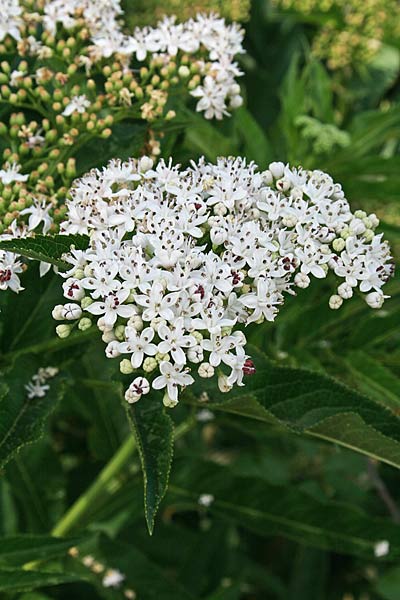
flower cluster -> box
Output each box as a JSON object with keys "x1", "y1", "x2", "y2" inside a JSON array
[
  {"x1": 128, "y1": 0, "x2": 250, "y2": 27},
  {"x1": 272, "y1": 0, "x2": 400, "y2": 70},
  {"x1": 68, "y1": 547, "x2": 136, "y2": 597},
  {"x1": 51, "y1": 156, "x2": 393, "y2": 407},
  {"x1": 24, "y1": 366, "x2": 59, "y2": 399},
  {"x1": 0, "y1": 1, "x2": 244, "y2": 293},
  {"x1": 0, "y1": 1, "x2": 244, "y2": 121}
]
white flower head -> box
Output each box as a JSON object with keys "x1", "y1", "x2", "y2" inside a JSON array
[{"x1": 53, "y1": 156, "x2": 393, "y2": 406}]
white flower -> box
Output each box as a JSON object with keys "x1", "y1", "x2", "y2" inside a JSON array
[
  {"x1": 62, "y1": 95, "x2": 91, "y2": 116},
  {"x1": 119, "y1": 327, "x2": 158, "y2": 369},
  {"x1": 0, "y1": 0, "x2": 22, "y2": 42},
  {"x1": 0, "y1": 162, "x2": 28, "y2": 184},
  {"x1": 374, "y1": 540, "x2": 390, "y2": 558},
  {"x1": 135, "y1": 282, "x2": 179, "y2": 322},
  {"x1": 20, "y1": 199, "x2": 53, "y2": 234},
  {"x1": 157, "y1": 318, "x2": 196, "y2": 364},
  {"x1": 102, "y1": 569, "x2": 125, "y2": 588},
  {"x1": 0, "y1": 251, "x2": 24, "y2": 293},
  {"x1": 152, "y1": 361, "x2": 194, "y2": 402},
  {"x1": 86, "y1": 290, "x2": 136, "y2": 327},
  {"x1": 198, "y1": 493, "x2": 214, "y2": 507},
  {"x1": 225, "y1": 346, "x2": 247, "y2": 387}
]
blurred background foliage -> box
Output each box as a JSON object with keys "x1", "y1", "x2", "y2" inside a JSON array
[{"x1": 0, "y1": 1, "x2": 399, "y2": 599}]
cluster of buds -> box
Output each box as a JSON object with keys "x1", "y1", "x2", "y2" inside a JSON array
[
  {"x1": 52, "y1": 155, "x2": 393, "y2": 407},
  {"x1": 272, "y1": 0, "x2": 400, "y2": 70},
  {"x1": 0, "y1": 0, "x2": 245, "y2": 292},
  {"x1": 68, "y1": 547, "x2": 136, "y2": 597}
]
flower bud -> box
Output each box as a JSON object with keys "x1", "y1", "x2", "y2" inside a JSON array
[
  {"x1": 163, "y1": 392, "x2": 178, "y2": 408},
  {"x1": 332, "y1": 238, "x2": 346, "y2": 252},
  {"x1": 218, "y1": 374, "x2": 232, "y2": 393},
  {"x1": 62, "y1": 303, "x2": 82, "y2": 320},
  {"x1": 78, "y1": 317, "x2": 92, "y2": 331},
  {"x1": 187, "y1": 346, "x2": 204, "y2": 363},
  {"x1": 52, "y1": 304, "x2": 64, "y2": 320},
  {"x1": 56, "y1": 324, "x2": 71, "y2": 338},
  {"x1": 198, "y1": 362, "x2": 214, "y2": 378},
  {"x1": 105, "y1": 340, "x2": 120, "y2": 358},
  {"x1": 120, "y1": 359, "x2": 134, "y2": 375},
  {"x1": 268, "y1": 161, "x2": 285, "y2": 179},
  {"x1": 102, "y1": 330, "x2": 116, "y2": 343},
  {"x1": 365, "y1": 292, "x2": 384, "y2": 309},
  {"x1": 294, "y1": 273, "x2": 310, "y2": 289},
  {"x1": 329, "y1": 294, "x2": 343, "y2": 310},
  {"x1": 337, "y1": 282, "x2": 353, "y2": 300},
  {"x1": 143, "y1": 357, "x2": 157, "y2": 372}
]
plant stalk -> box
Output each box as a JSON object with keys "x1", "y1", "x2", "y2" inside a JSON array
[{"x1": 51, "y1": 417, "x2": 194, "y2": 537}]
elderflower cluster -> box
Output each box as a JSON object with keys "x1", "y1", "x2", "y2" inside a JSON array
[
  {"x1": 52, "y1": 156, "x2": 393, "y2": 406},
  {"x1": 0, "y1": 158, "x2": 67, "y2": 292},
  {"x1": 0, "y1": 1, "x2": 244, "y2": 121},
  {"x1": 24, "y1": 366, "x2": 59, "y2": 399},
  {"x1": 272, "y1": 0, "x2": 400, "y2": 70}
]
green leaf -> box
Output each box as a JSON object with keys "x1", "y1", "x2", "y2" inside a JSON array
[
  {"x1": 171, "y1": 461, "x2": 400, "y2": 560},
  {"x1": 0, "y1": 535, "x2": 79, "y2": 566},
  {"x1": 125, "y1": 395, "x2": 174, "y2": 534},
  {"x1": 76, "y1": 534, "x2": 196, "y2": 600},
  {"x1": 376, "y1": 567, "x2": 400, "y2": 600},
  {"x1": 0, "y1": 356, "x2": 66, "y2": 469},
  {"x1": 187, "y1": 346, "x2": 400, "y2": 468},
  {"x1": 0, "y1": 568, "x2": 81, "y2": 592},
  {"x1": 234, "y1": 107, "x2": 273, "y2": 165},
  {"x1": 344, "y1": 351, "x2": 400, "y2": 412},
  {"x1": 0, "y1": 234, "x2": 89, "y2": 270}
]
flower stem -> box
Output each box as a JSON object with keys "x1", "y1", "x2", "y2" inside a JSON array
[
  {"x1": 52, "y1": 435, "x2": 136, "y2": 537},
  {"x1": 51, "y1": 418, "x2": 194, "y2": 537}
]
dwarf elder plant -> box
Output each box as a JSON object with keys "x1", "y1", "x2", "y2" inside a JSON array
[{"x1": 0, "y1": 0, "x2": 398, "y2": 598}]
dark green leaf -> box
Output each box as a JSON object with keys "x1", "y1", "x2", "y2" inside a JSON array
[
  {"x1": 171, "y1": 461, "x2": 400, "y2": 560},
  {"x1": 0, "y1": 568, "x2": 81, "y2": 592},
  {"x1": 187, "y1": 346, "x2": 400, "y2": 468},
  {"x1": 0, "y1": 356, "x2": 65, "y2": 469},
  {"x1": 125, "y1": 395, "x2": 174, "y2": 534},
  {"x1": 0, "y1": 535, "x2": 79, "y2": 566},
  {"x1": 0, "y1": 234, "x2": 89, "y2": 270}
]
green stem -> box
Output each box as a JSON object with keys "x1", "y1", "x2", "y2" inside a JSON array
[
  {"x1": 52, "y1": 435, "x2": 137, "y2": 537},
  {"x1": 51, "y1": 418, "x2": 194, "y2": 537}
]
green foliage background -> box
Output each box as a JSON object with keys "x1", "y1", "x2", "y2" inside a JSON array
[{"x1": 0, "y1": 1, "x2": 399, "y2": 599}]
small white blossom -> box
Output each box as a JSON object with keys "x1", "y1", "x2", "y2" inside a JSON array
[
  {"x1": 62, "y1": 95, "x2": 91, "y2": 116},
  {"x1": 374, "y1": 540, "x2": 390, "y2": 558},
  {"x1": 102, "y1": 569, "x2": 125, "y2": 588},
  {"x1": 0, "y1": 162, "x2": 28, "y2": 184},
  {"x1": 198, "y1": 493, "x2": 214, "y2": 507}
]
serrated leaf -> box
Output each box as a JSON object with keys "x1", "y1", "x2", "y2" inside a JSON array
[
  {"x1": 125, "y1": 395, "x2": 174, "y2": 534},
  {"x1": 0, "y1": 535, "x2": 79, "y2": 566},
  {"x1": 344, "y1": 351, "x2": 400, "y2": 411},
  {"x1": 171, "y1": 461, "x2": 400, "y2": 560},
  {"x1": 0, "y1": 356, "x2": 66, "y2": 469},
  {"x1": 0, "y1": 234, "x2": 89, "y2": 270},
  {"x1": 187, "y1": 346, "x2": 400, "y2": 468}
]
